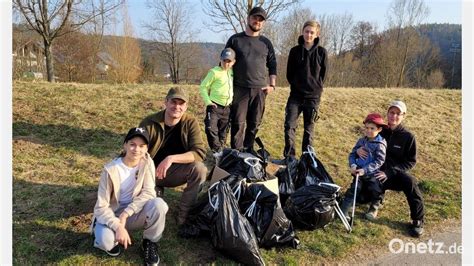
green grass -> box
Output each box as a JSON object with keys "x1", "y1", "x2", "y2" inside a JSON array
[{"x1": 12, "y1": 81, "x2": 461, "y2": 264}]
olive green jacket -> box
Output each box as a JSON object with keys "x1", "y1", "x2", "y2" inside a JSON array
[{"x1": 139, "y1": 110, "x2": 206, "y2": 162}]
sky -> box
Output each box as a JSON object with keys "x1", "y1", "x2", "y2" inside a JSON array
[{"x1": 128, "y1": 0, "x2": 462, "y2": 43}]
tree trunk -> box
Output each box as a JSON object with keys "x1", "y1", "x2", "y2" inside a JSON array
[
  {"x1": 396, "y1": 35, "x2": 410, "y2": 87},
  {"x1": 43, "y1": 39, "x2": 55, "y2": 82}
]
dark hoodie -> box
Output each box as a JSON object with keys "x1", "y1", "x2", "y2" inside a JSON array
[{"x1": 286, "y1": 36, "x2": 328, "y2": 99}]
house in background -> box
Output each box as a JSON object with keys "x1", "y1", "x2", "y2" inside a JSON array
[
  {"x1": 13, "y1": 40, "x2": 46, "y2": 79},
  {"x1": 96, "y1": 51, "x2": 119, "y2": 80}
]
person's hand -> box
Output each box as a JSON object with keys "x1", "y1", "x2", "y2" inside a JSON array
[
  {"x1": 115, "y1": 225, "x2": 131, "y2": 249},
  {"x1": 350, "y1": 164, "x2": 358, "y2": 175},
  {"x1": 156, "y1": 156, "x2": 173, "y2": 179},
  {"x1": 356, "y1": 147, "x2": 369, "y2": 159},
  {"x1": 355, "y1": 168, "x2": 365, "y2": 176},
  {"x1": 375, "y1": 171, "x2": 388, "y2": 183},
  {"x1": 262, "y1": 85, "x2": 275, "y2": 94}
]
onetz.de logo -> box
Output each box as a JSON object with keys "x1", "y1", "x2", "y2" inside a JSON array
[{"x1": 389, "y1": 238, "x2": 462, "y2": 254}]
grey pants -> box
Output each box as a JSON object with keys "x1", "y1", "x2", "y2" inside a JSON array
[
  {"x1": 155, "y1": 162, "x2": 207, "y2": 225},
  {"x1": 93, "y1": 197, "x2": 168, "y2": 252}
]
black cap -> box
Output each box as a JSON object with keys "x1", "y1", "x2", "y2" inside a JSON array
[
  {"x1": 124, "y1": 127, "x2": 150, "y2": 144},
  {"x1": 248, "y1": 6, "x2": 267, "y2": 20}
]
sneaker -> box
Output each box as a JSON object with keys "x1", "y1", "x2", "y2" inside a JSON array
[
  {"x1": 142, "y1": 239, "x2": 160, "y2": 266},
  {"x1": 365, "y1": 202, "x2": 381, "y2": 221},
  {"x1": 156, "y1": 186, "x2": 164, "y2": 197},
  {"x1": 105, "y1": 245, "x2": 121, "y2": 257},
  {"x1": 409, "y1": 220, "x2": 424, "y2": 237}
]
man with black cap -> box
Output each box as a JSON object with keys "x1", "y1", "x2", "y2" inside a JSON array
[
  {"x1": 139, "y1": 87, "x2": 207, "y2": 228},
  {"x1": 225, "y1": 6, "x2": 277, "y2": 152},
  {"x1": 357, "y1": 100, "x2": 425, "y2": 237}
]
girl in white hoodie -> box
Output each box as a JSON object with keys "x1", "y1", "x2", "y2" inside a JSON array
[{"x1": 91, "y1": 127, "x2": 168, "y2": 266}]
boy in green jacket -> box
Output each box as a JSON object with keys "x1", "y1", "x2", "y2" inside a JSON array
[{"x1": 199, "y1": 48, "x2": 235, "y2": 153}]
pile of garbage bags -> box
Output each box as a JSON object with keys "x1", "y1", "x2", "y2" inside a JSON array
[{"x1": 180, "y1": 145, "x2": 343, "y2": 265}]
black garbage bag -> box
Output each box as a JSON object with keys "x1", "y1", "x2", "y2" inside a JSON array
[
  {"x1": 295, "y1": 146, "x2": 334, "y2": 188},
  {"x1": 275, "y1": 156, "x2": 299, "y2": 205},
  {"x1": 179, "y1": 174, "x2": 246, "y2": 238},
  {"x1": 284, "y1": 182, "x2": 340, "y2": 230},
  {"x1": 239, "y1": 179, "x2": 299, "y2": 249},
  {"x1": 261, "y1": 207, "x2": 300, "y2": 249},
  {"x1": 211, "y1": 181, "x2": 265, "y2": 265},
  {"x1": 218, "y1": 148, "x2": 266, "y2": 182}
]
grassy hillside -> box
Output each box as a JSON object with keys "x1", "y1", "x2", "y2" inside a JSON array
[{"x1": 12, "y1": 81, "x2": 461, "y2": 264}]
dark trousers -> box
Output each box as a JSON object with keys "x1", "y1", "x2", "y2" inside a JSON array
[
  {"x1": 283, "y1": 96, "x2": 320, "y2": 157},
  {"x1": 382, "y1": 171, "x2": 425, "y2": 221},
  {"x1": 155, "y1": 162, "x2": 207, "y2": 224},
  {"x1": 204, "y1": 104, "x2": 230, "y2": 152},
  {"x1": 230, "y1": 86, "x2": 266, "y2": 150},
  {"x1": 341, "y1": 174, "x2": 383, "y2": 214}
]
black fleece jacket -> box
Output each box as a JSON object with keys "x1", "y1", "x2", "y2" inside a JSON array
[
  {"x1": 286, "y1": 36, "x2": 328, "y2": 99},
  {"x1": 380, "y1": 124, "x2": 417, "y2": 177}
]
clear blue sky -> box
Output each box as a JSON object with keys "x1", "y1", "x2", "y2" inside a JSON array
[{"x1": 128, "y1": 0, "x2": 462, "y2": 43}]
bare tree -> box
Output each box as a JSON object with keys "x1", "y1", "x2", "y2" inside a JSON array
[
  {"x1": 13, "y1": 0, "x2": 123, "y2": 82},
  {"x1": 106, "y1": 3, "x2": 142, "y2": 83},
  {"x1": 54, "y1": 27, "x2": 96, "y2": 82},
  {"x1": 144, "y1": 0, "x2": 199, "y2": 84},
  {"x1": 319, "y1": 12, "x2": 354, "y2": 56},
  {"x1": 201, "y1": 0, "x2": 302, "y2": 34},
  {"x1": 350, "y1": 21, "x2": 377, "y2": 59},
  {"x1": 386, "y1": 0, "x2": 429, "y2": 87}
]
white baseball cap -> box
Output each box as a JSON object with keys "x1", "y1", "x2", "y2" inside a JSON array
[{"x1": 388, "y1": 100, "x2": 407, "y2": 114}]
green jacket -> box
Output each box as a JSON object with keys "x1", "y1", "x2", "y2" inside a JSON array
[
  {"x1": 199, "y1": 66, "x2": 233, "y2": 106},
  {"x1": 139, "y1": 110, "x2": 206, "y2": 162}
]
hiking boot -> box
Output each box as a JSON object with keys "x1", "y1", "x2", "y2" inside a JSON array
[
  {"x1": 105, "y1": 245, "x2": 121, "y2": 257},
  {"x1": 365, "y1": 202, "x2": 381, "y2": 221},
  {"x1": 142, "y1": 239, "x2": 160, "y2": 266},
  {"x1": 156, "y1": 186, "x2": 164, "y2": 197},
  {"x1": 409, "y1": 220, "x2": 424, "y2": 238}
]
